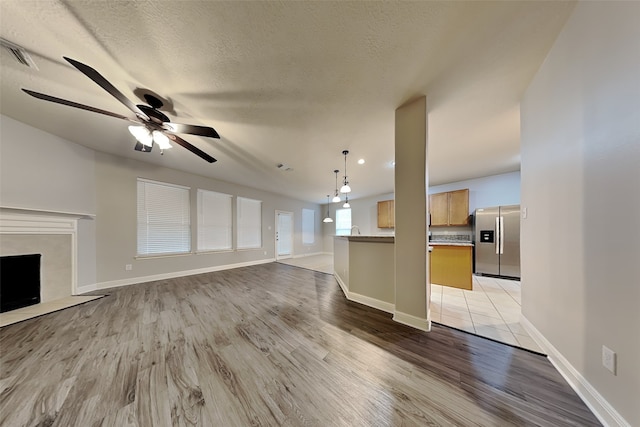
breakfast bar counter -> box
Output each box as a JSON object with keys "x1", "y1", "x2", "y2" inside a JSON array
[{"x1": 333, "y1": 235, "x2": 395, "y2": 313}]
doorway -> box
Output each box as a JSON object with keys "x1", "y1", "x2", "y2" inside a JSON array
[{"x1": 275, "y1": 211, "x2": 293, "y2": 260}]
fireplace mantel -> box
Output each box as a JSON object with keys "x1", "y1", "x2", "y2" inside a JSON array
[{"x1": 0, "y1": 206, "x2": 94, "y2": 297}]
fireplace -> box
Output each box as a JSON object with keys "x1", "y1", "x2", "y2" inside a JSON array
[
  {"x1": 0, "y1": 254, "x2": 42, "y2": 312},
  {"x1": 1, "y1": 207, "x2": 90, "y2": 305}
]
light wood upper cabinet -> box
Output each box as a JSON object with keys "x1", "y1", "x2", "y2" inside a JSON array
[
  {"x1": 448, "y1": 189, "x2": 470, "y2": 225},
  {"x1": 428, "y1": 189, "x2": 469, "y2": 226},
  {"x1": 428, "y1": 193, "x2": 449, "y2": 226},
  {"x1": 377, "y1": 200, "x2": 395, "y2": 228}
]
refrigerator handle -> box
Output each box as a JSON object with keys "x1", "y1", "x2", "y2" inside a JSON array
[
  {"x1": 495, "y1": 217, "x2": 500, "y2": 255},
  {"x1": 499, "y1": 216, "x2": 505, "y2": 255}
]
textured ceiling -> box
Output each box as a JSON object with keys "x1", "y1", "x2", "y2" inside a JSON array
[{"x1": 0, "y1": 1, "x2": 575, "y2": 203}]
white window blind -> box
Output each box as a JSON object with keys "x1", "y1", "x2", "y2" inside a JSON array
[
  {"x1": 237, "y1": 197, "x2": 262, "y2": 249},
  {"x1": 302, "y1": 208, "x2": 315, "y2": 245},
  {"x1": 335, "y1": 208, "x2": 352, "y2": 236},
  {"x1": 137, "y1": 179, "x2": 191, "y2": 255},
  {"x1": 197, "y1": 189, "x2": 232, "y2": 251}
]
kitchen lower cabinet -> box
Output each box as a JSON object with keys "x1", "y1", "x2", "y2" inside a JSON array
[{"x1": 429, "y1": 244, "x2": 473, "y2": 290}]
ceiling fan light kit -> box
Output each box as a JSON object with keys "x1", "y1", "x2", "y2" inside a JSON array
[
  {"x1": 128, "y1": 125, "x2": 153, "y2": 147},
  {"x1": 22, "y1": 56, "x2": 219, "y2": 162}
]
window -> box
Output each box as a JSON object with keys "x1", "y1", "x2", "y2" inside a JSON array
[
  {"x1": 237, "y1": 197, "x2": 262, "y2": 249},
  {"x1": 137, "y1": 179, "x2": 190, "y2": 255},
  {"x1": 335, "y1": 208, "x2": 352, "y2": 236},
  {"x1": 302, "y1": 208, "x2": 315, "y2": 245},
  {"x1": 197, "y1": 189, "x2": 232, "y2": 251}
]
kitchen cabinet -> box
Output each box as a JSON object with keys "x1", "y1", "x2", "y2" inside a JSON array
[
  {"x1": 429, "y1": 193, "x2": 449, "y2": 226},
  {"x1": 377, "y1": 200, "x2": 395, "y2": 228},
  {"x1": 429, "y1": 189, "x2": 469, "y2": 226},
  {"x1": 430, "y1": 244, "x2": 473, "y2": 290}
]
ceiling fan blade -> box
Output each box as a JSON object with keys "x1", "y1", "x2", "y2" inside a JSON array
[
  {"x1": 162, "y1": 122, "x2": 220, "y2": 139},
  {"x1": 22, "y1": 89, "x2": 135, "y2": 122},
  {"x1": 63, "y1": 57, "x2": 150, "y2": 121},
  {"x1": 168, "y1": 134, "x2": 217, "y2": 163}
]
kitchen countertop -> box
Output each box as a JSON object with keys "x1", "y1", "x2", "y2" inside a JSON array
[
  {"x1": 334, "y1": 235, "x2": 394, "y2": 243},
  {"x1": 429, "y1": 241, "x2": 474, "y2": 247}
]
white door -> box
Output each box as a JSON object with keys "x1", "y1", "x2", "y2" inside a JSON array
[{"x1": 276, "y1": 211, "x2": 293, "y2": 260}]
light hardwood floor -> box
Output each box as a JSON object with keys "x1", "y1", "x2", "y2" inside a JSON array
[{"x1": 0, "y1": 263, "x2": 600, "y2": 426}]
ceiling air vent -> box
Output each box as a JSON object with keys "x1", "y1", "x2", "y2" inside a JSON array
[
  {"x1": 0, "y1": 38, "x2": 38, "y2": 70},
  {"x1": 277, "y1": 163, "x2": 294, "y2": 172}
]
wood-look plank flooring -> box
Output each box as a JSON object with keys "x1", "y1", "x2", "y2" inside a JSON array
[{"x1": 0, "y1": 263, "x2": 601, "y2": 426}]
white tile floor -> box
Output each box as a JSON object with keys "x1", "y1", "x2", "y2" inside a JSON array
[
  {"x1": 431, "y1": 276, "x2": 543, "y2": 353},
  {"x1": 277, "y1": 254, "x2": 334, "y2": 274}
]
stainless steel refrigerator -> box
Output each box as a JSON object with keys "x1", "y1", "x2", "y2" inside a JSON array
[{"x1": 474, "y1": 205, "x2": 520, "y2": 278}]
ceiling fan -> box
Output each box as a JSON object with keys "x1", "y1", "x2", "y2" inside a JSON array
[{"x1": 22, "y1": 57, "x2": 219, "y2": 163}]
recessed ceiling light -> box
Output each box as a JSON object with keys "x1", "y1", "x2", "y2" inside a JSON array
[{"x1": 357, "y1": 158, "x2": 365, "y2": 165}]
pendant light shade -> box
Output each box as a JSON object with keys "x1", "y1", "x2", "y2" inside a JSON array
[
  {"x1": 323, "y1": 195, "x2": 334, "y2": 223},
  {"x1": 343, "y1": 195, "x2": 350, "y2": 208},
  {"x1": 340, "y1": 150, "x2": 352, "y2": 193},
  {"x1": 332, "y1": 169, "x2": 341, "y2": 202}
]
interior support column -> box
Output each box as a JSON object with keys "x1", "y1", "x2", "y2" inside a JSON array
[{"x1": 393, "y1": 95, "x2": 429, "y2": 331}]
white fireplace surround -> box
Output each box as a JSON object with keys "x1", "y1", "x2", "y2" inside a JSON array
[{"x1": 0, "y1": 207, "x2": 94, "y2": 298}]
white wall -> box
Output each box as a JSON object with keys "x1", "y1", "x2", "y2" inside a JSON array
[
  {"x1": 1, "y1": 115, "x2": 97, "y2": 288},
  {"x1": 520, "y1": 2, "x2": 639, "y2": 426}
]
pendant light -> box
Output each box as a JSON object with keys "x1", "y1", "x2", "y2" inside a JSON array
[
  {"x1": 322, "y1": 195, "x2": 334, "y2": 223},
  {"x1": 343, "y1": 195, "x2": 350, "y2": 208},
  {"x1": 340, "y1": 150, "x2": 352, "y2": 193},
  {"x1": 332, "y1": 169, "x2": 341, "y2": 203}
]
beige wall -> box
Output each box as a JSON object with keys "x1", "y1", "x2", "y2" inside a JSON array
[
  {"x1": 94, "y1": 151, "x2": 324, "y2": 286},
  {"x1": 393, "y1": 96, "x2": 428, "y2": 329},
  {"x1": 521, "y1": 2, "x2": 639, "y2": 425},
  {"x1": 349, "y1": 240, "x2": 394, "y2": 304}
]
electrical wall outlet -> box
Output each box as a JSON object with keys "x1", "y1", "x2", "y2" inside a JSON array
[
  {"x1": 602, "y1": 345, "x2": 616, "y2": 375},
  {"x1": 125, "y1": 264, "x2": 132, "y2": 271}
]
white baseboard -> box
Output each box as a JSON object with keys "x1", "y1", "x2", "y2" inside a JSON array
[
  {"x1": 393, "y1": 311, "x2": 430, "y2": 332},
  {"x1": 333, "y1": 272, "x2": 428, "y2": 330},
  {"x1": 89, "y1": 258, "x2": 276, "y2": 292},
  {"x1": 76, "y1": 283, "x2": 98, "y2": 295},
  {"x1": 333, "y1": 272, "x2": 349, "y2": 298},
  {"x1": 520, "y1": 316, "x2": 630, "y2": 427},
  {"x1": 348, "y1": 291, "x2": 394, "y2": 314},
  {"x1": 291, "y1": 251, "x2": 327, "y2": 259}
]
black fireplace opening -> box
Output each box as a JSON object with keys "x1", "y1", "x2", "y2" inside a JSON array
[{"x1": 0, "y1": 254, "x2": 42, "y2": 313}]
